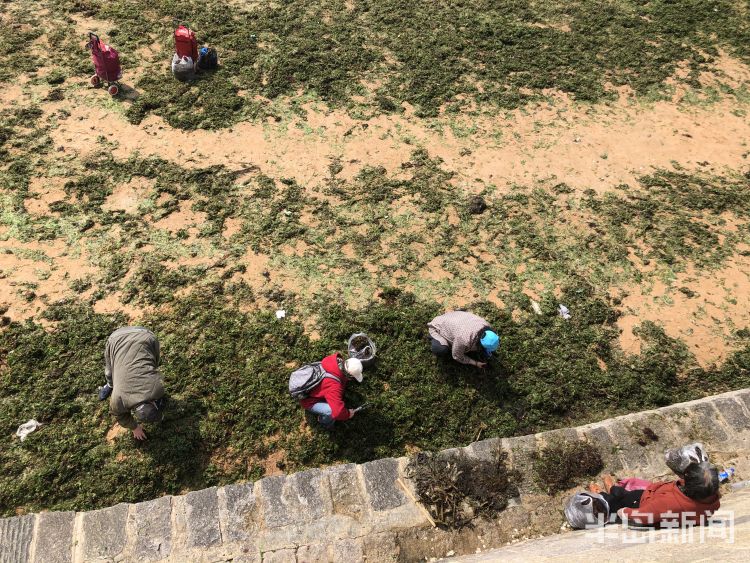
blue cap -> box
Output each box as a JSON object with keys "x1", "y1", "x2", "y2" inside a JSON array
[{"x1": 480, "y1": 330, "x2": 500, "y2": 355}]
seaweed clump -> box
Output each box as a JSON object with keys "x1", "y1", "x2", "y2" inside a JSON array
[
  {"x1": 532, "y1": 441, "x2": 603, "y2": 494},
  {"x1": 405, "y1": 450, "x2": 521, "y2": 528}
]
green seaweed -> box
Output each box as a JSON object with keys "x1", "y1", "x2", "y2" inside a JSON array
[
  {"x1": 4, "y1": 118, "x2": 750, "y2": 326},
  {"x1": 2, "y1": 286, "x2": 750, "y2": 515},
  {"x1": 19, "y1": 0, "x2": 747, "y2": 128},
  {"x1": 0, "y1": 6, "x2": 45, "y2": 83}
]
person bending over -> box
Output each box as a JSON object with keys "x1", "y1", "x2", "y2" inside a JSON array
[
  {"x1": 299, "y1": 352, "x2": 363, "y2": 429},
  {"x1": 427, "y1": 310, "x2": 500, "y2": 368},
  {"x1": 98, "y1": 326, "x2": 167, "y2": 441}
]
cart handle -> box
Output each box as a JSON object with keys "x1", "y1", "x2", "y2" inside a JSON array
[{"x1": 87, "y1": 32, "x2": 100, "y2": 50}]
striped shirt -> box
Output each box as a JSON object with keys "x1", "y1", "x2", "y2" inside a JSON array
[{"x1": 427, "y1": 311, "x2": 490, "y2": 366}]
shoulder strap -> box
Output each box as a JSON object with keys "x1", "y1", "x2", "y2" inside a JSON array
[{"x1": 321, "y1": 372, "x2": 342, "y2": 383}]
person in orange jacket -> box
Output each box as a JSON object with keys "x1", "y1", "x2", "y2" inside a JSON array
[{"x1": 299, "y1": 353, "x2": 363, "y2": 429}]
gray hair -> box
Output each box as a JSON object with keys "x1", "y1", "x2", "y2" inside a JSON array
[{"x1": 683, "y1": 461, "x2": 719, "y2": 500}]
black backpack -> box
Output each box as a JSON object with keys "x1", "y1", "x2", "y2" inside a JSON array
[{"x1": 197, "y1": 47, "x2": 218, "y2": 70}]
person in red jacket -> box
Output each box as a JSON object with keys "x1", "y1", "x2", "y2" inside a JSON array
[
  {"x1": 299, "y1": 353, "x2": 363, "y2": 429},
  {"x1": 617, "y1": 461, "x2": 720, "y2": 525},
  {"x1": 587, "y1": 462, "x2": 721, "y2": 527}
]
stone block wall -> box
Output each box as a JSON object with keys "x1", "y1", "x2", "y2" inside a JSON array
[{"x1": 2, "y1": 388, "x2": 749, "y2": 562}]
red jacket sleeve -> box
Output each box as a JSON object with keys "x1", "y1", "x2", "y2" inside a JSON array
[{"x1": 321, "y1": 379, "x2": 351, "y2": 421}]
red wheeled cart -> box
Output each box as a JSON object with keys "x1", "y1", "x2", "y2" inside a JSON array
[
  {"x1": 87, "y1": 32, "x2": 122, "y2": 96},
  {"x1": 174, "y1": 24, "x2": 199, "y2": 61}
]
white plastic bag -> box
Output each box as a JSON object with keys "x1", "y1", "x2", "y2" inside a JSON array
[
  {"x1": 171, "y1": 54, "x2": 195, "y2": 81},
  {"x1": 564, "y1": 492, "x2": 610, "y2": 529},
  {"x1": 665, "y1": 443, "x2": 709, "y2": 476},
  {"x1": 16, "y1": 419, "x2": 41, "y2": 441}
]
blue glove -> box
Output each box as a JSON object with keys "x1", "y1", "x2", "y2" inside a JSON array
[{"x1": 98, "y1": 383, "x2": 112, "y2": 401}]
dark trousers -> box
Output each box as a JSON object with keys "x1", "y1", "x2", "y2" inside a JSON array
[
  {"x1": 430, "y1": 338, "x2": 451, "y2": 357},
  {"x1": 602, "y1": 486, "x2": 643, "y2": 513}
]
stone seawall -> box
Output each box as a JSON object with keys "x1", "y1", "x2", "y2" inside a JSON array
[{"x1": 2, "y1": 388, "x2": 749, "y2": 563}]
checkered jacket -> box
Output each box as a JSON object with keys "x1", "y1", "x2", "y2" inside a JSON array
[{"x1": 427, "y1": 311, "x2": 490, "y2": 366}]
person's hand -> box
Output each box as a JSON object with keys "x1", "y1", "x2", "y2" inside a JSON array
[
  {"x1": 476, "y1": 362, "x2": 487, "y2": 369},
  {"x1": 617, "y1": 508, "x2": 626, "y2": 521},
  {"x1": 348, "y1": 409, "x2": 356, "y2": 418},
  {"x1": 133, "y1": 425, "x2": 147, "y2": 441}
]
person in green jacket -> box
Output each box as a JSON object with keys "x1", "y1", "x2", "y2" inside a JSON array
[{"x1": 98, "y1": 326, "x2": 167, "y2": 441}]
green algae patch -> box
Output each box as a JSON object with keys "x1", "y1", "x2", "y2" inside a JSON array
[{"x1": 24, "y1": 0, "x2": 750, "y2": 128}]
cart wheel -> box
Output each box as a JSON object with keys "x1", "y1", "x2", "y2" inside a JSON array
[
  {"x1": 107, "y1": 84, "x2": 119, "y2": 96},
  {"x1": 90, "y1": 75, "x2": 101, "y2": 87}
]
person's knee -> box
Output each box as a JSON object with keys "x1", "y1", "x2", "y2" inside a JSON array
[
  {"x1": 308, "y1": 401, "x2": 333, "y2": 417},
  {"x1": 318, "y1": 403, "x2": 334, "y2": 416}
]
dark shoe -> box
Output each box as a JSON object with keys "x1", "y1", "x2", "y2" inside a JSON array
[
  {"x1": 98, "y1": 383, "x2": 112, "y2": 401},
  {"x1": 318, "y1": 416, "x2": 335, "y2": 431}
]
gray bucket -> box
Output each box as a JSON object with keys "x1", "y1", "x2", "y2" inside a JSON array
[{"x1": 348, "y1": 333, "x2": 376, "y2": 366}]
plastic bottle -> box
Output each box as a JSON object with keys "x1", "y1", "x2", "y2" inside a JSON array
[{"x1": 719, "y1": 468, "x2": 735, "y2": 483}]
